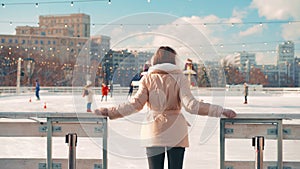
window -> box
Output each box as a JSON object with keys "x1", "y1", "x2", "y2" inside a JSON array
[
  {"x1": 40, "y1": 40, "x2": 44, "y2": 45},
  {"x1": 9, "y1": 39, "x2": 13, "y2": 43},
  {"x1": 1, "y1": 39, "x2": 5, "y2": 43},
  {"x1": 35, "y1": 40, "x2": 38, "y2": 44},
  {"x1": 48, "y1": 41, "x2": 51, "y2": 45},
  {"x1": 22, "y1": 40, "x2": 26, "y2": 44},
  {"x1": 53, "y1": 41, "x2": 56, "y2": 45},
  {"x1": 15, "y1": 39, "x2": 18, "y2": 44}
]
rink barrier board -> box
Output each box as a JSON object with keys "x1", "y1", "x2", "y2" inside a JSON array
[
  {"x1": 220, "y1": 113, "x2": 300, "y2": 169},
  {"x1": 0, "y1": 158, "x2": 103, "y2": 169},
  {"x1": 0, "y1": 122, "x2": 104, "y2": 137},
  {"x1": 224, "y1": 161, "x2": 300, "y2": 169},
  {"x1": 0, "y1": 112, "x2": 108, "y2": 169},
  {"x1": 224, "y1": 124, "x2": 300, "y2": 140}
]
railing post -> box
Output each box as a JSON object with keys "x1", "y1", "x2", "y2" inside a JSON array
[
  {"x1": 220, "y1": 119, "x2": 225, "y2": 169},
  {"x1": 252, "y1": 136, "x2": 265, "y2": 169},
  {"x1": 47, "y1": 118, "x2": 53, "y2": 169},
  {"x1": 103, "y1": 118, "x2": 108, "y2": 169},
  {"x1": 66, "y1": 133, "x2": 78, "y2": 169}
]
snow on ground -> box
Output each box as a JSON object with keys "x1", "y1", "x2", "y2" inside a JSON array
[{"x1": 0, "y1": 91, "x2": 300, "y2": 168}]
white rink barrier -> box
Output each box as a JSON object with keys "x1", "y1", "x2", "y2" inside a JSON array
[
  {"x1": 220, "y1": 113, "x2": 300, "y2": 169},
  {"x1": 0, "y1": 112, "x2": 108, "y2": 169},
  {"x1": 1, "y1": 86, "x2": 300, "y2": 96}
]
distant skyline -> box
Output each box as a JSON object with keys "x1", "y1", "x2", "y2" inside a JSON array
[{"x1": 0, "y1": 0, "x2": 300, "y2": 65}]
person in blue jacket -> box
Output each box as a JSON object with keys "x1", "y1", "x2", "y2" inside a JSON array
[{"x1": 35, "y1": 79, "x2": 40, "y2": 100}]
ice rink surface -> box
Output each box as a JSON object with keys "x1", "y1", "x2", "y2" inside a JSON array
[{"x1": 1, "y1": 91, "x2": 300, "y2": 168}]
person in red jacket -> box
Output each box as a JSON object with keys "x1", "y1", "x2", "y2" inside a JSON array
[{"x1": 101, "y1": 83, "x2": 109, "y2": 101}]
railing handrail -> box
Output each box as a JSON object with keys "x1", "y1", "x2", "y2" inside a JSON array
[
  {"x1": 223, "y1": 113, "x2": 300, "y2": 120},
  {"x1": 0, "y1": 112, "x2": 106, "y2": 119}
]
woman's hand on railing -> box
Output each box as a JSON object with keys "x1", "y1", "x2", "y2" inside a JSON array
[
  {"x1": 222, "y1": 109, "x2": 237, "y2": 118},
  {"x1": 94, "y1": 108, "x2": 108, "y2": 116}
]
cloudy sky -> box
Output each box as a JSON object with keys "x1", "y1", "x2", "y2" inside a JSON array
[{"x1": 0, "y1": 0, "x2": 299, "y2": 64}]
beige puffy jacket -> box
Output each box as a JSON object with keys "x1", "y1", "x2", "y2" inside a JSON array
[{"x1": 107, "y1": 63, "x2": 223, "y2": 147}]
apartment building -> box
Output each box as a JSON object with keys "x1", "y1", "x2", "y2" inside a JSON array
[{"x1": 16, "y1": 13, "x2": 90, "y2": 38}]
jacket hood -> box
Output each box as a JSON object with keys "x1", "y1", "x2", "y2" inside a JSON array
[{"x1": 148, "y1": 63, "x2": 182, "y2": 74}]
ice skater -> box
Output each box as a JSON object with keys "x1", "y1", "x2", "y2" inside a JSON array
[
  {"x1": 35, "y1": 79, "x2": 40, "y2": 100},
  {"x1": 101, "y1": 83, "x2": 109, "y2": 101},
  {"x1": 127, "y1": 82, "x2": 134, "y2": 98},
  {"x1": 243, "y1": 82, "x2": 249, "y2": 104},
  {"x1": 82, "y1": 81, "x2": 94, "y2": 112}
]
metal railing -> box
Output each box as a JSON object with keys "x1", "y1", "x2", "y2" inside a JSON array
[
  {"x1": 0, "y1": 112, "x2": 107, "y2": 169},
  {"x1": 1, "y1": 86, "x2": 300, "y2": 96},
  {"x1": 220, "y1": 113, "x2": 300, "y2": 169}
]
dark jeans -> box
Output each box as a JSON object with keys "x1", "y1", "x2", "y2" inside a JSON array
[
  {"x1": 35, "y1": 89, "x2": 40, "y2": 100},
  {"x1": 101, "y1": 95, "x2": 107, "y2": 101},
  {"x1": 146, "y1": 147, "x2": 185, "y2": 169}
]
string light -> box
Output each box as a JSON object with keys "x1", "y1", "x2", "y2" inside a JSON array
[
  {"x1": 70, "y1": 1, "x2": 74, "y2": 6},
  {"x1": 108, "y1": 0, "x2": 111, "y2": 4},
  {"x1": 147, "y1": 0, "x2": 151, "y2": 3},
  {"x1": 0, "y1": 20, "x2": 299, "y2": 27},
  {"x1": 0, "y1": 0, "x2": 107, "y2": 8}
]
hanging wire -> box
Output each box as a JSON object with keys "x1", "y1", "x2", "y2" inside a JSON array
[
  {"x1": 0, "y1": 0, "x2": 107, "y2": 7},
  {"x1": 1, "y1": 20, "x2": 299, "y2": 27}
]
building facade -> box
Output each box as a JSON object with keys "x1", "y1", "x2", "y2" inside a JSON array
[
  {"x1": 276, "y1": 41, "x2": 295, "y2": 87},
  {"x1": 16, "y1": 13, "x2": 90, "y2": 38},
  {"x1": 0, "y1": 13, "x2": 110, "y2": 86},
  {"x1": 103, "y1": 50, "x2": 152, "y2": 87}
]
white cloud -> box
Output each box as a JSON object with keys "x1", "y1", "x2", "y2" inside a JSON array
[
  {"x1": 281, "y1": 23, "x2": 300, "y2": 40},
  {"x1": 150, "y1": 15, "x2": 226, "y2": 62},
  {"x1": 230, "y1": 8, "x2": 247, "y2": 23},
  {"x1": 251, "y1": 0, "x2": 300, "y2": 20},
  {"x1": 97, "y1": 12, "x2": 284, "y2": 64},
  {"x1": 250, "y1": 0, "x2": 300, "y2": 50},
  {"x1": 239, "y1": 24, "x2": 264, "y2": 37}
]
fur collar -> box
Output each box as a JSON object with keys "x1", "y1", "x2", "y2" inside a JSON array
[{"x1": 148, "y1": 63, "x2": 181, "y2": 74}]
